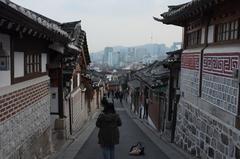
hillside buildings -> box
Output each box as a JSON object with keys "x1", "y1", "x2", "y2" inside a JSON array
[
  {"x1": 128, "y1": 61, "x2": 169, "y2": 130},
  {"x1": 91, "y1": 43, "x2": 175, "y2": 69}
]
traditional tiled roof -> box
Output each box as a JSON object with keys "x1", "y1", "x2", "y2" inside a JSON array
[
  {"x1": 61, "y1": 21, "x2": 81, "y2": 36},
  {"x1": 163, "y1": 49, "x2": 182, "y2": 69},
  {"x1": 128, "y1": 80, "x2": 140, "y2": 89},
  {"x1": 0, "y1": 0, "x2": 91, "y2": 67},
  {"x1": 134, "y1": 61, "x2": 169, "y2": 88},
  {"x1": 61, "y1": 21, "x2": 90, "y2": 65},
  {"x1": 153, "y1": 0, "x2": 227, "y2": 26},
  {"x1": 67, "y1": 43, "x2": 81, "y2": 52},
  {"x1": 0, "y1": 0, "x2": 70, "y2": 39}
]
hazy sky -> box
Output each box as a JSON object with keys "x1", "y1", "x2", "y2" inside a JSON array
[{"x1": 11, "y1": 0, "x2": 189, "y2": 52}]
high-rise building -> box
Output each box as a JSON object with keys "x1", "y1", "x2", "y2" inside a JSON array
[{"x1": 103, "y1": 47, "x2": 113, "y2": 66}]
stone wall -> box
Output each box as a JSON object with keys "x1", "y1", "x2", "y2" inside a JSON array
[
  {"x1": 0, "y1": 76, "x2": 51, "y2": 159},
  {"x1": 175, "y1": 99, "x2": 240, "y2": 159}
]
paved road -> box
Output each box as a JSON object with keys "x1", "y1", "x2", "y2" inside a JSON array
[{"x1": 74, "y1": 99, "x2": 169, "y2": 159}]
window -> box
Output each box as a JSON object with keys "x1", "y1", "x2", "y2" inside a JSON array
[
  {"x1": 0, "y1": 56, "x2": 9, "y2": 70},
  {"x1": 0, "y1": 42, "x2": 10, "y2": 71},
  {"x1": 186, "y1": 29, "x2": 202, "y2": 47},
  {"x1": 216, "y1": 20, "x2": 239, "y2": 42},
  {"x1": 25, "y1": 54, "x2": 41, "y2": 74}
]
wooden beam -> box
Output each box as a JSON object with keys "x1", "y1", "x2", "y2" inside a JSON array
[
  {"x1": 16, "y1": 24, "x2": 21, "y2": 31},
  {"x1": 33, "y1": 31, "x2": 37, "y2": 37},
  {"x1": 22, "y1": 27, "x2": 27, "y2": 33},
  {"x1": 0, "y1": 19, "x2": 6, "y2": 26},
  {"x1": 28, "y1": 29, "x2": 32, "y2": 34},
  {"x1": 7, "y1": 22, "x2": 14, "y2": 29},
  {"x1": 38, "y1": 33, "x2": 43, "y2": 38}
]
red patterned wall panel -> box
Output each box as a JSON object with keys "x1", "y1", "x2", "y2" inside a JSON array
[
  {"x1": 203, "y1": 53, "x2": 240, "y2": 77},
  {"x1": 181, "y1": 53, "x2": 200, "y2": 70}
]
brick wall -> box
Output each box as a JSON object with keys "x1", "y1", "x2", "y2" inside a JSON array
[
  {"x1": 0, "y1": 80, "x2": 49, "y2": 122},
  {"x1": 0, "y1": 76, "x2": 51, "y2": 159}
]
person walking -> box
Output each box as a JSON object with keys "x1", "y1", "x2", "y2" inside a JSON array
[
  {"x1": 119, "y1": 92, "x2": 123, "y2": 104},
  {"x1": 96, "y1": 102, "x2": 122, "y2": 159}
]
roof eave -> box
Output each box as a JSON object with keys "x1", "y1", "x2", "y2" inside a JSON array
[
  {"x1": 153, "y1": 16, "x2": 184, "y2": 26},
  {"x1": 0, "y1": 1, "x2": 70, "y2": 43}
]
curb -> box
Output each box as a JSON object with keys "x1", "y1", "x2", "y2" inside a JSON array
[{"x1": 49, "y1": 110, "x2": 100, "y2": 159}]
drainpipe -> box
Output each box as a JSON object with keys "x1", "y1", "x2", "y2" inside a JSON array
[
  {"x1": 59, "y1": 62, "x2": 64, "y2": 118},
  {"x1": 199, "y1": 16, "x2": 211, "y2": 97},
  {"x1": 171, "y1": 16, "x2": 211, "y2": 143},
  {"x1": 68, "y1": 88, "x2": 73, "y2": 135},
  {"x1": 171, "y1": 89, "x2": 180, "y2": 143},
  {"x1": 167, "y1": 65, "x2": 174, "y2": 121}
]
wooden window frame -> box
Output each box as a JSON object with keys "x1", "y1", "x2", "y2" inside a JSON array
[
  {"x1": 215, "y1": 19, "x2": 240, "y2": 42},
  {"x1": 25, "y1": 53, "x2": 41, "y2": 75},
  {"x1": 13, "y1": 52, "x2": 46, "y2": 84},
  {"x1": 186, "y1": 29, "x2": 202, "y2": 47}
]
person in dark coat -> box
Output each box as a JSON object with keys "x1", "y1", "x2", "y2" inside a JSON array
[
  {"x1": 96, "y1": 102, "x2": 122, "y2": 159},
  {"x1": 101, "y1": 96, "x2": 108, "y2": 108}
]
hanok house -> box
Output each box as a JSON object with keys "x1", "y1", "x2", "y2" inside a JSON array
[
  {"x1": 127, "y1": 79, "x2": 140, "y2": 113},
  {"x1": 154, "y1": 0, "x2": 240, "y2": 158},
  {"x1": 131, "y1": 61, "x2": 169, "y2": 131},
  {"x1": 49, "y1": 21, "x2": 91, "y2": 137},
  {"x1": 88, "y1": 69, "x2": 105, "y2": 111},
  {"x1": 0, "y1": 0, "x2": 70, "y2": 158},
  {"x1": 162, "y1": 49, "x2": 182, "y2": 142}
]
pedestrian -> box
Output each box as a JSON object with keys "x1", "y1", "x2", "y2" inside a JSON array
[
  {"x1": 119, "y1": 92, "x2": 123, "y2": 104},
  {"x1": 111, "y1": 90, "x2": 114, "y2": 98},
  {"x1": 101, "y1": 96, "x2": 108, "y2": 108},
  {"x1": 115, "y1": 91, "x2": 118, "y2": 99},
  {"x1": 96, "y1": 102, "x2": 122, "y2": 159}
]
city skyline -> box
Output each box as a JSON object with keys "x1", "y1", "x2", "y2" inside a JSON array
[{"x1": 11, "y1": 0, "x2": 189, "y2": 53}]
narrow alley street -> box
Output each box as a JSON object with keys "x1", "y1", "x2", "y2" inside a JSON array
[
  {"x1": 73, "y1": 98, "x2": 169, "y2": 159},
  {"x1": 1, "y1": 1, "x2": 240, "y2": 159}
]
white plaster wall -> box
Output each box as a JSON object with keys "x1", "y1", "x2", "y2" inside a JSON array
[
  {"x1": 50, "y1": 87, "x2": 59, "y2": 113},
  {"x1": 77, "y1": 73, "x2": 80, "y2": 87},
  {"x1": 205, "y1": 43, "x2": 240, "y2": 53},
  {"x1": 208, "y1": 25, "x2": 214, "y2": 43},
  {"x1": 0, "y1": 71, "x2": 10, "y2": 88},
  {"x1": 0, "y1": 33, "x2": 11, "y2": 88},
  {"x1": 14, "y1": 52, "x2": 24, "y2": 78},
  {"x1": 182, "y1": 47, "x2": 204, "y2": 53},
  {"x1": 41, "y1": 53, "x2": 47, "y2": 72},
  {"x1": 201, "y1": 28, "x2": 205, "y2": 44},
  {"x1": 0, "y1": 76, "x2": 49, "y2": 96}
]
